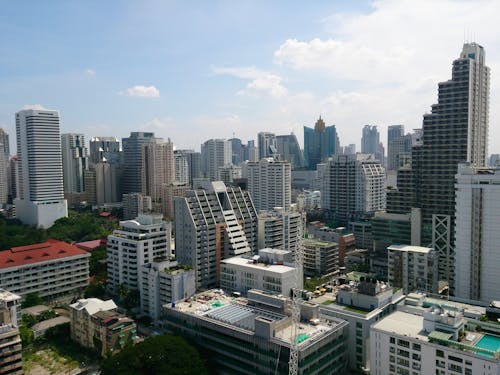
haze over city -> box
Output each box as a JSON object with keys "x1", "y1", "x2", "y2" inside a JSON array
[{"x1": 1, "y1": 0, "x2": 500, "y2": 152}]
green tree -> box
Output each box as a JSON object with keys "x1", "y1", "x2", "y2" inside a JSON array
[
  {"x1": 21, "y1": 292, "x2": 44, "y2": 308},
  {"x1": 101, "y1": 335, "x2": 207, "y2": 375},
  {"x1": 84, "y1": 281, "x2": 106, "y2": 299}
]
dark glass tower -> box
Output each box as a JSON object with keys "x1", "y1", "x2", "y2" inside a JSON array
[
  {"x1": 387, "y1": 43, "x2": 490, "y2": 290},
  {"x1": 303, "y1": 116, "x2": 340, "y2": 170}
]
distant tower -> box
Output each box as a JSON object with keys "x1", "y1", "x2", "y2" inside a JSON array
[
  {"x1": 200, "y1": 139, "x2": 231, "y2": 181},
  {"x1": 14, "y1": 108, "x2": 68, "y2": 228},
  {"x1": 257, "y1": 132, "x2": 277, "y2": 160},
  {"x1": 61, "y1": 133, "x2": 88, "y2": 194},
  {"x1": 122, "y1": 132, "x2": 159, "y2": 194},
  {"x1": 303, "y1": 116, "x2": 340, "y2": 170}
]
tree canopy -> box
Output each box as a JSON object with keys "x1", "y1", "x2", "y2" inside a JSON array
[{"x1": 100, "y1": 335, "x2": 207, "y2": 375}]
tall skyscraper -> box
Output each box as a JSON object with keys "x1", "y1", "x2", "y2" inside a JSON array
[
  {"x1": 177, "y1": 149, "x2": 201, "y2": 185},
  {"x1": 89, "y1": 137, "x2": 120, "y2": 165},
  {"x1": 200, "y1": 139, "x2": 231, "y2": 181},
  {"x1": 303, "y1": 116, "x2": 340, "y2": 170},
  {"x1": 276, "y1": 133, "x2": 304, "y2": 169},
  {"x1": 361, "y1": 125, "x2": 384, "y2": 164},
  {"x1": 247, "y1": 158, "x2": 291, "y2": 212},
  {"x1": 14, "y1": 108, "x2": 68, "y2": 228},
  {"x1": 388, "y1": 43, "x2": 490, "y2": 290},
  {"x1": 141, "y1": 139, "x2": 174, "y2": 210},
  {"x1": 454, "y1": 163, "x2": 500, "y2": 302},
  {"x1": 0, "y1": 129, "x2": 9, "y2": 206},
  {"x1": 61, "y1": 133, "x2": 88, "y2": 194},
  {"x1": 321, "y1": 154, "x2": 385, "y2": 225},
  {"x1": 229, "y1": 138, "x2": 243, "y2": 165},
  {"x1": 174, "y1": 181, "x2": 258, "y2": 288},
  {"x1": 174, "y1": 149, "x2": 190, "y2": 184},
  {"x1": 257, "y1": 132, "x2": 277, "y2": 160},
  {"x1": 122, "y1": 132, "x2": 159, "y2": 194},
  {"x1": 387, "y1": 125, "x2": 415, "y2": 171}
]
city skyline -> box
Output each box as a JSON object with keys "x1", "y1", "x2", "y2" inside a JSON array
[{"x1": 1, "y1": 1, "x2": 500, "y2": 153}]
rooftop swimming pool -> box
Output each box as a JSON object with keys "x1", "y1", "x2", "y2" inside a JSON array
[{"x1": 475, "y1": 334, "x2": 500, "y2": 357}]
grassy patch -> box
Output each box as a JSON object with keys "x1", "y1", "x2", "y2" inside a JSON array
[
  {"x1": 23, "y1": 337, "x2": 101, "y2": 374},
  {"x1": 304, "y1": 276, "x2": 332, "y2": 292},
  {"x1": 343, "y1": 306, "x2": 370, "y2": 315},
  {"x1": 321, "y1": 300, "x2": 334, "y2": 306}
]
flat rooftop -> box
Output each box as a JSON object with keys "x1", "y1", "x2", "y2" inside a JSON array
[
  {"x1": 169, "y1": 290, "x2": 340, "y2": 347},
  {"x1": 371, "y1": 310, "x2": 428, "y2": 341},
  {"x1": 221, "y1": 257, "x2": 294, "y2": 274},
  {"x1": 0, "y1": 289, "x2": 21, "y2": 302},
  {"x1": 387, "y1": 244, "x2": 432, "y2": 254}
]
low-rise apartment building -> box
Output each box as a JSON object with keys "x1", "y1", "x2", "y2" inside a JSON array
[{"x1": 0, "y1": 239, "x2": 89, "y2": 301}]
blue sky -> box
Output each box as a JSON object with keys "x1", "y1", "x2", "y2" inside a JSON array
[{"x1": 1, "y1": 0, "x2": 499, "y2": 153}]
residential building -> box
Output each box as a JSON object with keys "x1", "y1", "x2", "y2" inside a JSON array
[
  {"x1": 387, "y1": 245, "x2": 438, "y2": 294},
  {"x1": 0, "y1": 143, "x2": 6, "y2": 206},
  {"x1": 217, "y1": 163, "x2": 242, "y2": 185},
  {"x1": 361, "y1": 125, "x2": 384, "y2": 165},
  {"x1": 276, "y1": 133, "x2": 304, "y2": 169},
  {"x1": 296, "y1": 190, "x2": 321, "y2": 211},
  {"x1": 7, "y1": 156, "x2": 18, "y2": 204},
  {"x1": 139, "y1": 260, "x2": 195, "y2": 321},
  {"x1": 220, "y1": 249, "x2": 299, "y2": 296},
  {"x1": 160, "y1": 182, "x2": 189, "y2": 221},
  {"x1": 348, "y1": 220, "x2": 372, "y2": 250},
  {"x1": 200, "y1": 139, "x2": 231, "y2": 181},
  {"x1": 0, "y1": 239, "x2": 89, "y2": 300},
  {"x1": 0, "y1": 289, "x2": 22, "y2": 375},
  {"x1": 291, "y1": 170, "x2": 322, "y2": 191},
  {"x1": 14, "y1": 108, "x2": 68, "y2": 228},
  {"x1": 174, "y1": 181, "x2": 258, "y2": 288},
  {"x1": 163, "y1": 289, "x2": 348, "y2": 374},
  {"x1": 343, "y1": 143, "x2": 356, "y2": 155},
  {"x1": 244, "y1": 140, "x2": 259, "y2": 162},
  {"x1": 306, "y1": 222, "x2": 356, "y2": 267},
  {"x1": 247, "y1": 158, "x2": 291, "y2": 211},
  {"x1": 257, "y1": 132, "x2": 277, "y2": 159},
  {"x1": 455, "y1": 163, "x2": 500, "y2": 302},
  {"x1": 302, "y1": 239, "x2": 339, "y2": 277},
  {"x1": 387, "y1": 126, "x2": 413, "y2": 171},
  {"x1": 69, "y1": 298, "x2": 137, "y2": 357},
  {"x1": 92, "y1": 161, "x2": 121, "y2": 205},
  {"x1": 321, "y1": 154, "x2": 385, "y2": 225},
  {"x1": 371, "y1": 296, "x2": 500, "y2": 375},
  {"x1": 122, "y1": 192, "x2": 152, "y2": 220},
  {"x1": 257, "y1": 208, "x2": 303, "y2": 255},
  {"x1": 107, "y1": 214, "x2": 170, "y2": 292},
  {"x1": 489, "y1": 154, "x2": 500, "y2": 167},
  {"x1": 61, "y1": 133, "x2": 88, "y2": 195},
  {"x1": 173, "y1": 149, "x2": 189, "y2": 184},
  {"x1": 320, "y1": 278, "x2": 404, "y2": 373},
  {"x1": 387, "y1": 43, "x2": 490, "y2": 291},
  {"x1": 141, "y1": 139, "x2": 175, "y2": 211},
  {"x1": 89, "y1": 137, "x2": 120, "y2": 165},
  {"x1": 121, "y1": 132, "x2": 159, "y2": 194},
  {"x1": 303, "y1": 116, "x2": 340, "y2": 169},
  {"x1": 179, "y1": 149, "x2": 202, "y2": 185}
]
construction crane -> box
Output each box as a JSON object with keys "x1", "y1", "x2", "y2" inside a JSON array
[{"x1": 288, "y1": 227, "x2": 305, "y2": 375}]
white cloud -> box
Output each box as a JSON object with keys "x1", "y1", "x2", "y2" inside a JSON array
[
  {"x1": 271, "y1": 0, "x2": 500, "y2": 151},
  {"x1": 120, "y1": 85, "x2": 160, "y2": 98},
  {"x1": 22, "y1": 104, "x2": 49, "y2": 110},
  {"x1": 213, "y1": 65, "x2": 288, "y2": 98},
  {"x1": 85, "y1": 69, "x2": 96, "y2": 76}
]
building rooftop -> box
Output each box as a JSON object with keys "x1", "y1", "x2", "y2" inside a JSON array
[
  {"x1": 221, "y1": 257, "x2": 295, "y2": 274},
  {"x1": 371, "y1": 310, "x2": 428, "y2": 340},
  {"x1": 0, "y1": 239, "x2": 89, "y2": 269},
  {"x1": 21, "y1": 305, "x2": 50, "y2": 317},
  {"x1": 303, "y1": 239, "x2": 338, "y2": 247},
  {"x1": 387, "y1": 244, "x2": 433, "y2": 254},
  {"x1": 69, "y1": 298, "x2": 117, "y2": 316},
  {"x1": 169, "y1": 289, "x2": 342, "y2": 347},
  {"x1": 0, "y1": 289, "x2": 21, "y2": 303},
  {"x1": 75, "y1": 239, "x2": 106, "y2": 251}
]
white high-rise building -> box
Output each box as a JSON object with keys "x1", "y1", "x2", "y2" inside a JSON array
[
  {"x1": 174, "y1": 181, "x2": 258, "y2": 288},
  {"x1": 258, "y1": 208, "x2": 304, "y2": 255},
  {"x1": 61, "y1": 133, "x2": 88, "y2": 194},
  {"x1": 14, "y1": 108, "x2": 68, "y2": 228},
  {"x1": 455, "y1": 163, "x2": 500, "y2": 302},
  {"x1": 321, "y1": 153, "x2": 385, "y2": 224},
  {"x1": 200, "y1": 139, "x2": 231, "y2": 181},
  {"x1": 0, "y1": 142, "x2": 7, "y2": 206},
  {"x1": 107, "y1": 214, "x2": 170, "y2": 293},
  {"x1": 174, "y1": 149, "x2": 190, "y2": 184},
  {"x1": 247, "y1": 158, "x2": 291, "y2": 212}
]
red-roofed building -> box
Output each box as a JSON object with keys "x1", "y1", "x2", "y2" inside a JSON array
[
  {"x1": 75, "y1": 239, "x2": 107, "y2": 252},
  {"x1": 0, "y1": 239, "x2": 90, "y2": 301}
]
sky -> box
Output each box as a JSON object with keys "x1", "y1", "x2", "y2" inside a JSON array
[{"x1": 1, "y1": 0, "x2": 499, "y2": 154}]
